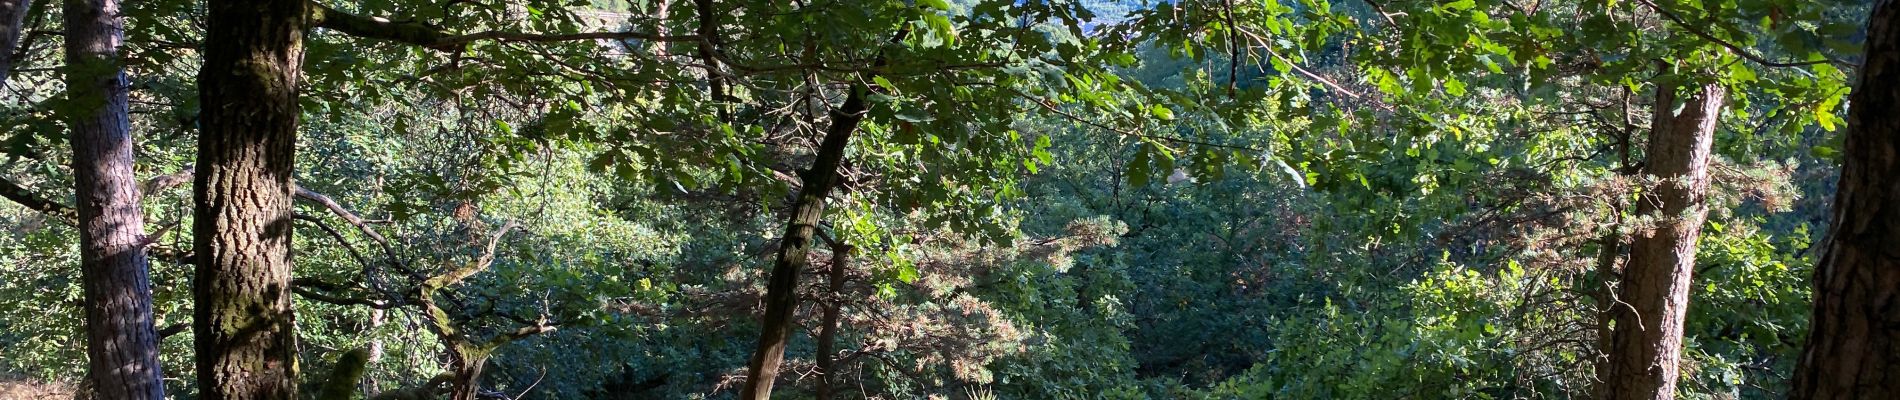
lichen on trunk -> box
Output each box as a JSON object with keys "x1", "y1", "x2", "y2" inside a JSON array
[
  {"x1": 1598, "y1": 80, "x2": 1726, "y2": 400},
  {"x1": 192, "y1": 0, "x2": 310, "y2": 398}
]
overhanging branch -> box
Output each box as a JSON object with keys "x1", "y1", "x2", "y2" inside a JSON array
[
  {"x1": 308, "y1": 1, "x2": 700, "y2": 52},
  {"x1": 294, "y1": 186, "x2": 406, "y2": 273},
  {"x1": 291, "y1": 277, "x2": 396, "y2": 309},
  {"x1": 0, "y1": 175, "x2": 75, "y2": 222},
  {"x1": 140, "y1": 168, "x2": 192, "y2": 197},
  {"x1": 1633, "y1": 0, "x2": 1855, "y2": 69}
]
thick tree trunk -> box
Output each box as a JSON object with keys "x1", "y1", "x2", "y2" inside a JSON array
[
  {"x1": 814, "y1": 245, "x2": 852, "y2": 400},
  {"x1": 1790, "y1": 1, "x2": 1900, "y2": 397},
  {"x1": 1598, "y1": 82, "x2": 1725, "y2": 400},
  {"x1": 739, "y1": 86, "x2": 867, "y2": 400},
  {"x1": 0, "y1": 0, "x2": 27, "y2": 84},
  {"x1": 192, "y1": 0, "x2": 308, "y2": 398},
  {"x1": 64, "y1": 0, "x2": 166, "y2": 398}
]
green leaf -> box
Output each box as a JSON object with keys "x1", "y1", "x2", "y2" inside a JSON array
[
  {"x1": 1809, "y1": 145, "x2": 1838, "y2": 160},
  {"x1": 1033, "y1": 134, "x2": 1054, "y2": 165},
  {"x1": 1127, "y1": 146, "x2": 1151, "y2": 187},
  {"x1": 1815, "y1": 109, "x2": 1838, "y2": 132},
  {"x1": 1727, "y1": 62, "x2": 1758, "y2": 84},
  {"x1": 925, "y1": 14, "x2": 957, "y2": 47},
  {"x1": 1149, "y1": 105, "x2": 1175, "y2": 121},
  {"x1": 895, "y1": 107, "x2": 935, "y2": 122}
]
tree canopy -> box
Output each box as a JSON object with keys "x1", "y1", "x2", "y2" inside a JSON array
[{"x1": 0, "y1": 0, "x2": 1885, "y2": 399}]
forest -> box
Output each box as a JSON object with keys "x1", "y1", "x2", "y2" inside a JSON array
[{"x1": 0, "y1": 0, "x2": 1893, "y2": 398}]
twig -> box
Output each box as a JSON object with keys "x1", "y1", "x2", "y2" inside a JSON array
[{"x1": 294, "y1": 186, "x2": 406, "y2": 272}]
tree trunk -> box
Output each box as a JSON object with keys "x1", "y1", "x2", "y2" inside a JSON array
[
  {"x1": 814, "y1": 244, "x2": 852, "y2": 400},
  {"x1": 192, "y1": 0, "x2": 308, "y2": 398},
  {"x1": 364, "y1": 308, "x2": 385, "y2": 394},
  {"x1": 1790, "y1": 1, "x2": 1900, "y2": 397},
  {"x1": 1598, "y1": 81, "x2": 1725, "y2": 399},
  {"x1": 64, "y1": 0, "x2": 166, "y2": 398},
  {"x1": 693, "y1": 0, "x2": 726, "y2": 107},
  {"x1": 0, "y1": 0, "x2": 28, "y2": 85},
  {"x1": 1591, "y1": 178, "x2": 1628, "y2": 400},
  {"x1": 447, "y1": 352, "x2": 486, "y2": 400},
  {"x1": 738, "y1": 86, "x2": 867, "y2": 400}
]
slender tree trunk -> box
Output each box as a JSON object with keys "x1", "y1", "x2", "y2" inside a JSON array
[
  {"x1": 693, "y1": 0, "x2": 726, "y2": 107},
  {"x1": 739, "y1": 86, "x2": 867, "y2": 400},
  {"x1": 1790, "y1": 1, "x2": 1900, "y2": 397},
  {"x1": 650, "y1": 0, "x2": 669, "y2": 56},
  {"x1": 1591, "y1": 176, "x2": 1628, "y2": 400},
  {"x1": 192, "y1": 0, "x2": 308, "y2": 398},
  {"x1": 814, "y1": 244, "x2": 852, "y2": 400},
  {"x1": 1599, "y1": 81, "x2": 1725, "y2": 400},
  {"x1": 64, "y1": 0, "x2": 166, "y2": 398},
  {"x1": 0, "y1": 0, "x2": 28, "y2": 84},
  {"x1": 364, "y1": 308, "x2": 385, "y2": 394},
  {"x1": 66, "y1": 0, "x2": 164, "y2": 396}
]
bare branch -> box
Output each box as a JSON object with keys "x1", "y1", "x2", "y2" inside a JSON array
[
  {"x1": 0, "y1": 175, "x2": 75, "y2": 222},
  {"x1": 425, "y1": 220, "x2": 520, "y2": 290},
  {"x1": 291, "y1": 277, "x2": 396, "y2": 309},
  {"x1": 1360, "y1": 0, "x2": 1401, "y2": 27},
  {"x1": 140, "y1": 167, "x2": 192, "y2": 197},
  {"x1": 294, "y1": 186, "x2": 406, "y2": 272},
  {"x1": 294, "y1": 212, "x2": 377, "y2": 276},
  {"x1": 477, "y1": 320, "x2": 558, "y2": 353},
  {"x1": 156, "y1": 323, "x2": 189, "y2": 339}
]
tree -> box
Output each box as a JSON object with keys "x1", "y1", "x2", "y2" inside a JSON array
[
  {"x1": 1598, "y1": 79, "x2": 1726, "y2": 399},
  {"x1": 813, "y1": 242, "x2": 851, "y2": 400},
  {"x1": 182, "y1": 1, "x2": 688, "y2": 395},
  {"x1": 64, "y1": 0, "x2": 166, "y2": 397},
  {"x1": 0, "y1": 0, "x2": 1868, "y2": 398},
  {"x1": 192, "y1": 0, "x2": 309, "y2": 398},
  {"x1": 739, "y1": 84, "x2": 869, "y2": 399},
  {"x1": 0, "y1": 0, "x2": 26, "y2": 85},
  {"x1": 1790, "y1": 0, "x2": 1900, "y2": 396}
]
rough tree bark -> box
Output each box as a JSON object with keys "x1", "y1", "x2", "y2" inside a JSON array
[
  {"x1": 0, "y1": 0, "x2": 27, "y2": 84},
  {"x1": 814, "y1": 244, "x2": 852, "y2": 400},
  {"x1": 1591, "y1": 140, "x2": 1632, "y2": 400},
  {"x1": 1790, "y1": 0, "x2": 1900, "y2": 397},
  {"x1": 192, "y1": 0, "x2": 309, "y2": 398},
  {"x1": 1598, "y1": 81, "x2": 1726, "y2": 400},
  {"x1": 738, "y1": 85, "x2": 868, "y2": 400},
  {"x1": 64, "y1": 0, "x2": 166, "y2": 397}
]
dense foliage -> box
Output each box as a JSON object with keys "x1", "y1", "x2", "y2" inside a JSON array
[{"x1": 0, "y1": 0, "x2": 1875, "y2": 398}]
